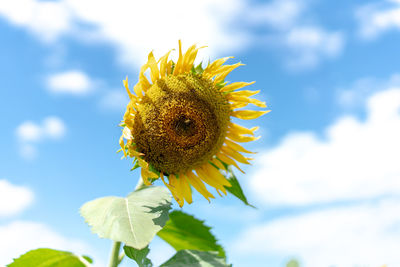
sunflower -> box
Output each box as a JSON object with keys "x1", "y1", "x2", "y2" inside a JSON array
[{"x1": 120, "y1": 41, "x2": 269, "y2": 207}]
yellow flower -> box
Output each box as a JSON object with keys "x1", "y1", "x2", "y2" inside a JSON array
[{"x1": 120, "y1": 41, "x2": 269, "y2": 207}]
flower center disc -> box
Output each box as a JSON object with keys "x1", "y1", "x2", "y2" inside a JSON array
[{"x1": 133, "y1": 73, "x2": 230, "y2": 174}]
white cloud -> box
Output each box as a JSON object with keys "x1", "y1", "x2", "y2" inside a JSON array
[
  {"x1": 231, "y1": 198, "x2": 400, "y2": 267},
  {"x1": 248, "y1": 0, "x2": 345, "y2": 69},
  {"x1": 16, "y1": 121, "x2": 42, "y2": 142},
  {"x1": 284, "y1": 26, "x2": 344, "y2": 69},
  {"x1": 0, "y1": 0, "x2": 249, "y2": 68},
  {"x1": 249, "y1": 87, "x2": 400, "y2": 206},
  {"x1": 337, "y1": 73, "x2": 400, "y2": 108},
  {"x1": 47, "y1": 70, "x2": 93, "y2": 95},
  {"x1": 0, "y1": 0, "x2": 343, "y2": 70},
  {"x1": 246, "y1": 0, "x2": 304, "y2": 30},
  {"x1": 16, "y1": 116, "x2": 66, "y2": 159},
  {"x1": 0, "y1": 221, "x2": 103, "y2": 266},
  {"x1": 357, "y1": 0, "x2": 400, "y2": 39},
  {"x1": 0, "y1": 0, "x2": 72, "y2": 42},
  {"x1": 0, "y1": 180, "x2": 34, "y2": 218}
]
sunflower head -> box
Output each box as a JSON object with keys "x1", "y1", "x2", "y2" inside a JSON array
[{"x1": 120, "y1": 41, "x2": 269, "y2": 207}]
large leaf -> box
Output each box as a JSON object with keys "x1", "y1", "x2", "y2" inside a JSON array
[
  {"x1": 160, "y1": 250, "x2": 230, "y2": 267},
  {"x1": 123, "y1": 246, "x2": 152, "y2": 267},
  {"x1": 80, "y1": 186, "x2": 172, "y2": 249},
  {"x1": 157, "y1": 211, "x2": 225, "y2": 258},
  {"x1": 224, "y1": 166, "x2": 255, "y2": 208},
  {"x1": 7, "y1": 248, "x2": 92, "y2": 267}
]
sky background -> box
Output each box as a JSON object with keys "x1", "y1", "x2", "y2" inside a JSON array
[{"x1": 1, "y1": 0, "x2": 400, "y2": 266}]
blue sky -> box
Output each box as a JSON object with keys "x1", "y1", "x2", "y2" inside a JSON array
[{"x1": 1, "y1": 0, "x2": 400, "y2": 266}]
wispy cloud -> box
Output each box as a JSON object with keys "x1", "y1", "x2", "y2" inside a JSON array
[
  {"x1": 231, "y1": 198, "x2": 400, "y2": 267},
  {"x1": 356, "y1": 0, "x2": 400, "y2": 39},
  {"x1": 46, "y1": 70, "x2": 93, "y2": 95},
  {"x1": 248, "y1": 87, "x2": 400, "y2": 206},
  {"x1": 16, "y1": 116, "x2": 66, "y2": 159},
  {"x1": 249, "y1": 0, "x2": 345, "y2": 69},
  {"x1": 0, "y1": 180, "x2": 34, "y2": 218},
  {"x1": 0, "y1": 0, "x2": 344, "y2": 70}
]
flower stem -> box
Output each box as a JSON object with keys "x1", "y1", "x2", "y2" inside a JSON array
[{"x1": 108, "y1": 241, "x2": 122, "y2": 267}]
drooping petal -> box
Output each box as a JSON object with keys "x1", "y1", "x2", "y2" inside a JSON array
[
  {"x1": 203, "y1": 164, "x2": 231, "y2": 187},
  {"x1": 186, "y1": 171, "x2": 214, "y2": 201},
  {"x1": 221, "y1": 145, "x2": 252, "y2": 165},
  {"x1": 216, "y1": 152, "x2": 245, "y2": 173},
  {"x1": 227, "y1": 131, "x2": 260, "y2": 143},
  {"x1": 169, "y1": 174, "x2": 184, "y2": 207},
  {"x1": 178, "y1": 174, "x2": 193, "y2": 204},
  {"x1": 195, "y1": 165, "x2": 227, "y2": 194},
  {"x1": 210, "y1": 157, "x2": 227, "y2": 170},
  {"x1": 224, "y1": 139, "x2": 256, "y2": 154}
]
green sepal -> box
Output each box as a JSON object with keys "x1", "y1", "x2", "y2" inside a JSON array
[
  {"x1": 191, "y1": 62, "x2": 205, "y2": 75},
  {"x1": 214, "y1": 161, "x2": 255, "y2": 208}
]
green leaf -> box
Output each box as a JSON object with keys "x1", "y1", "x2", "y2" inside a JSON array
[
  {"x1": 80, "y1": 186, "x2": 172, "y2": 249},
  {"x1": 157, "y1": 211, "x2": 225, "y2": 258},
  {"x1": 224, "y1": 166, "x2": 255, "y2": 208},
  {"x1": 286, "y1": 259, "x2": 300, "y2": 267},
  {"x1": 7, "y1": 248, "x2": 92, "y2": 267},
  {"x1": 160, "y1": 250, "x2": 231, "y2": 267},
  {"x1": 123, "y1": 246, "x2": 152, "y2": 267}
]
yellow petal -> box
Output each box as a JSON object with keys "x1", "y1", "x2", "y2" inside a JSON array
[
  {"x1": 195, "y1": 166, "x2": 227, "y2": 194},
  {"x1": 227, "y1": 131, "x2": 260, "y2": 143},
  {"x1": 214, "y1": 63, "x2": 244, "y2": 84},
  {"x1": 203, "y1": 164, "x2": 231, "y2": 187},
  {"x1": 166, "y1": 60, "x2": 173, "y2": 75},
  {"x1": 231, "y1": 110, "x2": 270, "y2": 120},
  {"x1": 147, "y1": 51, "x2": 160, "y2": 83},
  {"x1": 220, "y1": 82, "x2": 255, "y2": 92},
  {"x1": 186, "y1": 171, "x2": 214, "y2": 201},
  {"x1": 123, "y1": 77, "x2": 133, "y2": 99},
  {"x1": 221, "y1": 146, "x2": 252, "y2": 165},
  {"x1": 179, "y1": 175, "x2": 193, "y2": 204},
  {"x1": 173, "y1": 40, "x2": 184, "y2": 75},
  {"x1": 227, "y1": 90, "x2": 259, "y2": 97},
  {"x1": 182, "y1": 44, "x2": 197, "y2": 73},
  {"x1": 228, "y1": 95, "x2": 267, "y2": 108},
  {"x1": 224, "y1": 139, "x2": 256, "y2": 154},
  {"x1": 159, "y1": 50, "x2": 173, "y2": 78},
  {"x1": 169, "y1": 174, "x2": 184, "y2": 207},
  {"x1": 230, "y1": 102, "x2": 248, "y2": 109},
  {"x1": 216, "y1": 152, "x2": 245, "y2": 174},
  {"x1": 210, "y1": 157, "x2": 227, "y2": 170},
  {"x1": 141, "y1": 167, "x2": 156, "y2": 186},
  {"x1": 229, "y1": 123, "x2": 259, "y2": 136},
  {"x1": 203, "y1": 57, "x2": 233, "y2": 77},
  {"x1": 119, "y1": 136, "x2": 127, "y2": 158}
]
